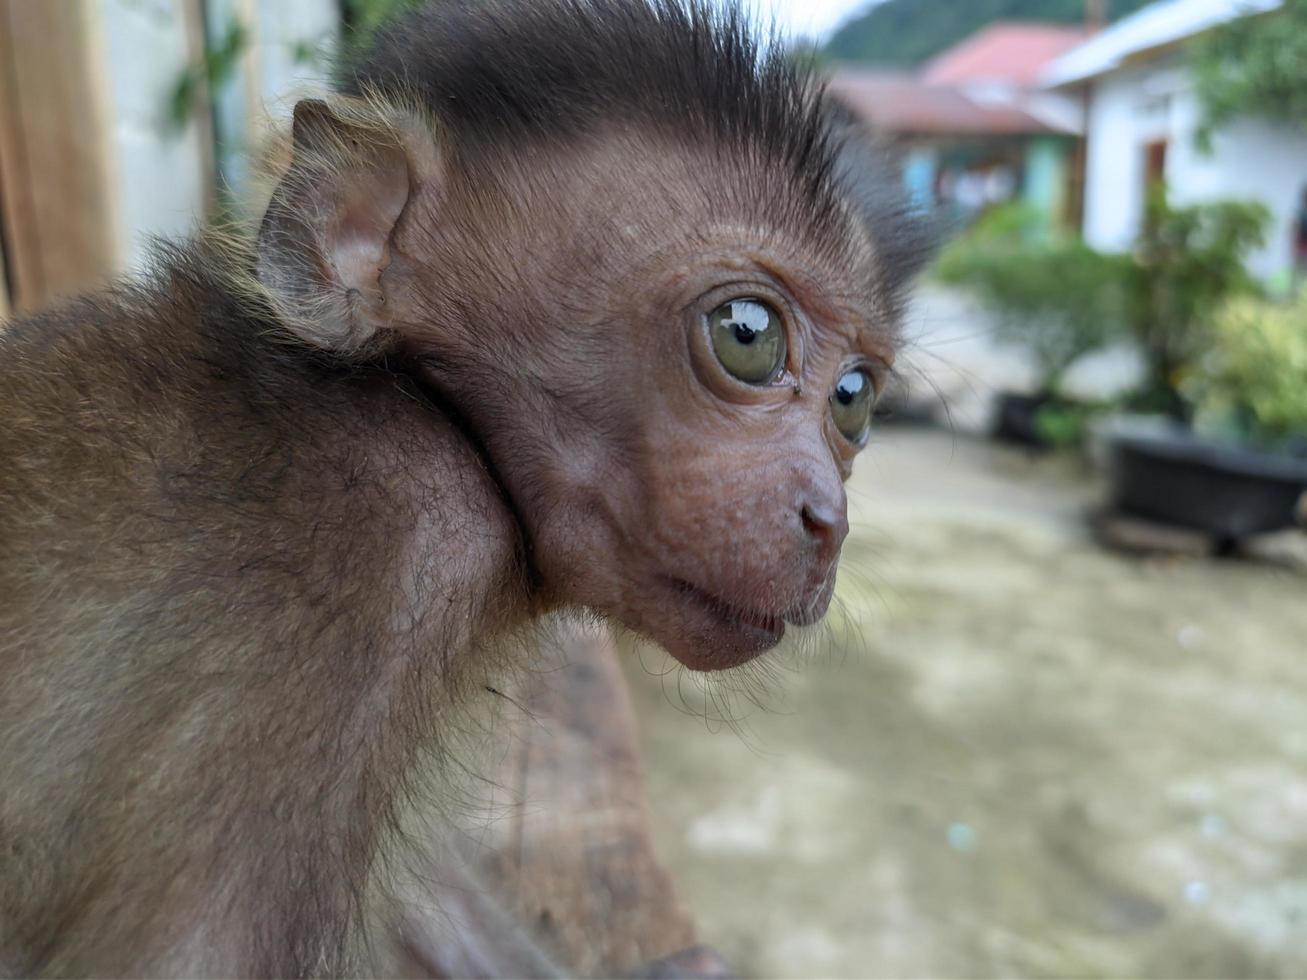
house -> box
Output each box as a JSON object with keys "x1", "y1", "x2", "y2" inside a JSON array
[
  {"x1": 828, "y1": 23, "x2": 1087, "y2": 229},
  {"x1": 1044, "y1": 0, "x2": 1307, "y2": 284}
]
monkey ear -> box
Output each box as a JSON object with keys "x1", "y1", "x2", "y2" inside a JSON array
[{"x1": 256, "y1": 98, "x2": 432, "y2": 354}]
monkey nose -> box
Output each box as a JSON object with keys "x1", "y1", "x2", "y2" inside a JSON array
[{"x1": 799, "y1": 499, "x2": 849, "y2": 561}]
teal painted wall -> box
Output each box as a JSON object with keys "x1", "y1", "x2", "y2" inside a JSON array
[
  {"x1": 903, "y1": 147, "x2": 938, "y2": 211},
  {"x1": 1022, "y1": 137, "x2": 1069, "y2": 235}
]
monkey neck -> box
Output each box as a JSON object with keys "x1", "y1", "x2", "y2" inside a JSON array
[
  {"x1": 404, "y1": 351, "x2": 551, "y2": 600},
  {"x1": 407, "y1": 344, "x2": 633, "y2": 624}
]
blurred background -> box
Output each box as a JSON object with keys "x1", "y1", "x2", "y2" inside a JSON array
[{"x1": 1, "y1": 0, "x2": 1305, "y2": 976}]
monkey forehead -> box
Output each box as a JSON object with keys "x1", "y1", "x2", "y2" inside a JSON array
[
  {"x1": 555, "y1": 130, "x2": 868, "y2": 246},
  {"x1": 481, "y1": 131, "x2": 895, "y2": 333}
]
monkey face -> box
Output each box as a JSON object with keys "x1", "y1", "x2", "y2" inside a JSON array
[
  {"x1": 528, "y1": 229, "x2": 892, "y2": 672},
  {"x1": 429, "y1": 160, "x2": 900, "y2": 670},
  {"x1": 246, "y1": 0, "x2": 933, "y2": 676},
  {"x1": 262, "y1": 103, "x2": 908, "y2": 672}
]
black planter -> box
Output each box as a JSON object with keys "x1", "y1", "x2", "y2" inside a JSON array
[
  {"x1": 994, "y1": 391, "x2": 1057, "y2": 448},
  {"x1": 1106, "y1": 419, "x2": 1307, "y2": 539}
]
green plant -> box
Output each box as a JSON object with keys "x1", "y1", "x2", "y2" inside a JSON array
[
  {"x1": 1032, "y1": 400, "x2": 1111, "y2": 450},
  {"x1": 1190, "y1": 291, "x2": 1307, "y2": 445},
  {"x1": 824, "y1": 0, "x2": 1152, "y2": 67},
  {"x1": 935, "y1": 202, "x2": 1046, "y2": 256},
  {"x1": 342, "y1": 0, "x2": 427, "y2": 44},
  {"x1": 936, "y1": 208, "x2": 1129, "y2": 396},
  {"x1": 1124, "y1": 189, "x2": 1270, "y2": 417},
  {"x1": 1193, "y1": 0, "x2": 1307, "y2": 148},
  {"x1": 166, "y1": 19, "x2": 249, "y2": 133},
  {"x1": 166, "y1": 2, "x2": 425, "y2": 135}
]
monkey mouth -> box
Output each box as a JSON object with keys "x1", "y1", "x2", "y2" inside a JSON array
[
  {"x1": 669, "y1": 578, "x2": 786, "y2": 636},
  {"x1": 661, "y1": 575, "x2": 834, "y2": 667},
  {"x1": 654, "y1": 572, "x2": 837, "y2": 669},
  {"x1": 783, "y1": 601, "x2": 827, "y2": 628}
]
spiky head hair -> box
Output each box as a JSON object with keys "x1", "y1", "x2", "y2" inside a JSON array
[
  {"x1": 346, "y1": 2, "x2": 832, "y2": 197},
  {"x1": 342, "y1": 0, "x2": 933, "y2": 295}
]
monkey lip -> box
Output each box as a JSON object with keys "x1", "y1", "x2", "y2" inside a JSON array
[
  {"x1": 783, "y1": 602, "x2": 827, "y2": 628},
  {"x1": 664, "y1": 577, "x2": 798, "y2": 646}
]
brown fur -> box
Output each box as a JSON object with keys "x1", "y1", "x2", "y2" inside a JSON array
[
  {"x1": 0, "y1": 242, "x2": 530, "y2": 974},
  {"x1": 0, "y1": 1, "x2": 928, "y2": 974}
]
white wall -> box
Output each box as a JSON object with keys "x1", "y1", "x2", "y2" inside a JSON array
[
  {"x1": 206, "y1": 0, "x2": 339, "y2": 193},
  {"x1": 1082, "y1": 64, "x2": 1153, "y2": 254},
  {"x1": 1169, "y1": 97, "x2": 1307, "y2": 283},
  {"x1": 253, "y1": 0, "x2": 340, "y2": 113},
  {"x1": 100, "y1": 0, "x2": 212, "y2": 274},
  {"x1": 97, "y1": 0, "x2": 339, "y2": 274},
  {"x1": 1080, "y1": 55, "x2": 1307, "y2": 284}
]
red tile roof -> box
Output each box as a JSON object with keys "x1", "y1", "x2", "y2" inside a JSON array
[
  {"x1": 828, "y1": 72, "x2": 1063, "y2": 137},
  {"x1": 923, "y1": 22, "x2": 1090, "y2": 87}
]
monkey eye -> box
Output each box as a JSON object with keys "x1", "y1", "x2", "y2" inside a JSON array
[
  {"x1": 707, "y1": 298, "x2": 786, "y2": 385},
  {"x1": 830, "y1": 368, "x2": 876, "y2": 445}
]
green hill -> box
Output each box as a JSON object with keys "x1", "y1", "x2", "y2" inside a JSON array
[{"x1": 825, "y1": 0, "x2": 1154, "y2": 67}]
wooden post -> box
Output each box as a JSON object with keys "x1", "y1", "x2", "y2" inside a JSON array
[
  {"x1": 398, "y1": 623, "x2": 707, "y2": 978},
  {"x1": 1086, "y1": 0, "x2": 1108, "y2": 31},
  {"x1": 0, "y1": 230, "x2": 9, "y2": 318},
  {"x1": 482, "y1": 624, "x2": 702, "y2": 974},
  {"x1": 181, "y1": 0, "x2": 219, "y2": 219},
  {"x1": 0, "y1": 0, "x2": 117, "y2": 313}
]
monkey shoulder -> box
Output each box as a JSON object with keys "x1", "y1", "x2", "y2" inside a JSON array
[{"x1": 0, "y1": 292, "x2": 528, "y2": 641}]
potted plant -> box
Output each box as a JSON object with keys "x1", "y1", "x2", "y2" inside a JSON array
[
  {"x1": 935, "y1": 206, "x2": 1129, "y2": 447},
  {"x1": 1120, "y1": 189, "x2": 1270, "y2": 419},
  {"x1": 1103, "y1": 287, "x2": 1307, "y2": 545}
]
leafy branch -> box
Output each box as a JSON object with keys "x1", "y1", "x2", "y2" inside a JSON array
[
  {"x1": 166, "y1": 19, "x2": 249, "y2": 133},
  {"x1": 1193, "y1": 0, "x2": 1307, "y2": 148}
]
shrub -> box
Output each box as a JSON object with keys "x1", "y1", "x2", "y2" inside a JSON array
[
  {"x1": 1193, "y1": 0, "x2": 1307, "y2": 147},
  {"x1": 936, "y1": 207, "x2": 1130, "y2": 396},
  {"x1": 936, "y1": 194, "x2": 1273, "y2": 430},
  {"x1": 1191, "y1": 291, "x2": 1307, "y2": 446},
  {"x1": 1124, "y1": 189, "x2": 1270, "y2": 417}
]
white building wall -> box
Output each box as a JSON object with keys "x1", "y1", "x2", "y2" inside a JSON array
[
  {"x1": 1168, "y1": 94, "x2": 1307, "y2": 282},
  {"x1": 1082, "y1": 64, "x2": 1154, "y2": 253},
  {"x1": 204, "y1": 0, "x2": 338, "y2": 200},
  {"x1": 253, "y1": 0, "x2": 340, "y2": 113},
  {"x1": 99, "y1": 0, "x2": 212, "y2": 274},
  {"x1": 1081, "y1": 56, "x2": 1307, "y2": 284},
  {"x1": 95, "y1": 0, "x2": 339, "y2": 274}
]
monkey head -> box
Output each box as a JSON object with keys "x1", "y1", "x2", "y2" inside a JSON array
[{"x1": 255, "y1": 1, "x2": 928, "y2": 671}]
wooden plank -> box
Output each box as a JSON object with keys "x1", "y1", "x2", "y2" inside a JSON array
[
  {"x1": 1092, "y1": 508, "x2": 1215, "y2": 557},
  {"x1": 0, "y1": 0, "x2": 116, "y2": 312},
  {"x1": 389, "y1": 624, "x2": 726, "y2": 977},
  {"x1": 480, "y1": 623, "x2": 701, "y2": 976},
  {"x1": 395, "y1": 623, "x2": 716, "y2": 978},
  {"x1": 181, "y1": 0, "x2": 218, "y2": 218},
  {"x1": 0, "y1": 227, "x2": 9, "y2": 319}
]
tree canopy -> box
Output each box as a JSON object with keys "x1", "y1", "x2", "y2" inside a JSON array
[
  {"x1": 1193, "y1": 0, "x2": 1307, "y2": 138},
  {"x1": 824, "y1": 0, "x2": 1152, "y2": 67}
]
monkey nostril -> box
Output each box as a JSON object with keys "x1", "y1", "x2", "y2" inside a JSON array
[{"x1": 800, "y1": 501, "x2": 848, "y2": 551}]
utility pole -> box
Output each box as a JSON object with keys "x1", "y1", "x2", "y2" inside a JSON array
[{"x1": 1086, "y1": 0, "x2": 1108, "y2": 31}]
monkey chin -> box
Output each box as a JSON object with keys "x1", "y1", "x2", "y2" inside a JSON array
[{"x1": 650, "y1": 575, "x2": 832, "y2": 672}]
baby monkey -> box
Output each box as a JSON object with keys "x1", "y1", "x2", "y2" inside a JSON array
[{"x1": 0, "y1": 0, "x2": 926, "y2": 975}]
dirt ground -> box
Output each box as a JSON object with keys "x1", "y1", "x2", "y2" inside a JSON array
[{"x1": 621, "y1": 425, "x2": 1307, "y2": 979}]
